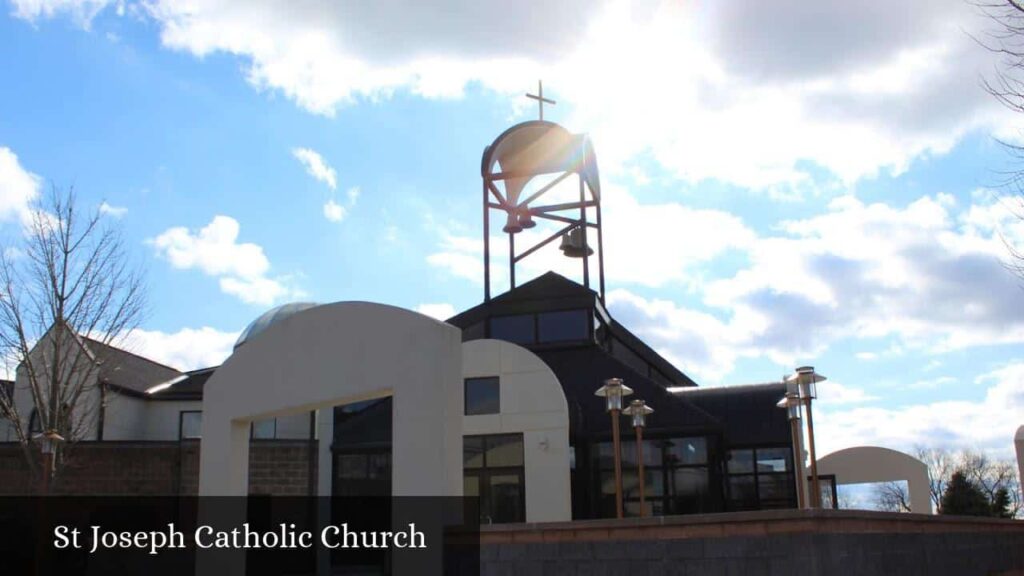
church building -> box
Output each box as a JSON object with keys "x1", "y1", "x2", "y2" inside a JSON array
[{"x1": 0, "y1": 112, "x2": 804, "y2": 523}]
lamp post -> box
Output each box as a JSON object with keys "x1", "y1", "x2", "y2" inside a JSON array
[
  {"x1": 595, "y1": 378, "x2": 633, "y2": 519},
  {"x1": 622, "y1": 399, "x2": 654, "y2": 517},
  {"x1": 35, "y1": 429, "x2": 65, "y2": 495},
  {"x1": 776, "y1": 393, "x2": 806, "y2": 509},
  {"x1": 785, "y1": 366, "x2": 825, "y2": 508}
]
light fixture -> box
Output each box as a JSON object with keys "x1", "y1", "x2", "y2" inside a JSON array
[
  {"x1": 785, "y1": 366, "x2": 827, "y2": 508},
  {"x1": 34, "y1": 429, "x2": 65, "y2": 494},
  {"x1": 623, "y1": 399, "x2": 654, "y2": 517},
  {"x1": 776, "y1": 393, "x2": 806, "y2": 509},
  {"x1": 595, "y1": 378, "x2": 633, "y2": 412},
  {"x1": 595, "y1": 378, "x2": 632, "y2": 518}
]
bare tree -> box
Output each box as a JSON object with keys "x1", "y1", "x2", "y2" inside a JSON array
[
  {"x1": 958, "y1": 449, "x2": 1023, "y2": 517},
  {"x1": 914, "y1": 445, "x2": 1022, "y2": 517},
  {"x1": 873, "y1": 481, "x2": 913, "y2": 513},
  {"x1": 974, "y1": 1, "x2": 1024, "y2": 273},
  {"x1": 0, "y1": 186, "x2": 145, "y2": 492},
  {"x1": 915, "y1": 445, "x2": 954, "y2": 514}
]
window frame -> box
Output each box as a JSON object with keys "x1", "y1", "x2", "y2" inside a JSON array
[
  {"x1": 463, "y1": 433, "x2": 526, "y2": 524},
  {"x1": 179, "y1": 410, "x2": 202, "y2": 440},
  {"x1": 250, "y1": 417, "x2": 277, "y2": 440},
  {"x1": 594, "y1": 435, "x2": 713, "y2": 517},
  {"x1": 464, "y1": 376, "x2": 501, "y2": 416},
  {"x1": 725, "y1": 445, "x2": 796, "y2": 511}
]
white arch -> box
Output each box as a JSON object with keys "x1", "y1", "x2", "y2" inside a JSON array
[
  {"x1": 198, "y1": 301, "x2": 464, "y2": 497},
  {"x1": 462, "y1": 339, "x2": 571, "y2": 523},
  {"x1": 196, "y1": 302, "x2": 463, "y2": 575},
  {"x1": 818, "y1": 446, "x2": 932, "y2": 514}
]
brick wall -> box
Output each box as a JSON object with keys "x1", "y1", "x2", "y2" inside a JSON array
[
  {"x1": 479, "y1": 509, "x2": 1024, "y2": 576},
  {"x1": 0, "y1": 440, "x2": 317, "y2": 495}
]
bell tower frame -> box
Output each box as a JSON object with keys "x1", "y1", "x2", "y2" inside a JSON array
[{"x1": 481, "y1": 120, "x2": 606, "y2": 303}]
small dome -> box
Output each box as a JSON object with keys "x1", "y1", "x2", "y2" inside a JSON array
[{"x1": 234, "y1": 302, "x2": 319, "y2": 350}]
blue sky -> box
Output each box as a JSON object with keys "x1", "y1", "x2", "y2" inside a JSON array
[{"x1": 2, "y1": 0, "x2": 1023, "y2": 460}]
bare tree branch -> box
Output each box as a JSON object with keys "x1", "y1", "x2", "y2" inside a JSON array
[{"x1": 0, "y1": 186, "x2": 147, "y2": 491}]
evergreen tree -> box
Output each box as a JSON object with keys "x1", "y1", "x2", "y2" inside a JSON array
[
  {"x1": 990, "y1": 487, "x2": 1013, "y2": 519},
  {"x1": 940, "y1": 471, "x2": 991, "y2": 516}
]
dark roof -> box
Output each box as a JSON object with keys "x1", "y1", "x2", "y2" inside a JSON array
[
  {"x1": 448, "y1": 272, "x2": 697, "y2": 389},
  {"x1": 146, "y1": 366, "x2": 215, "y2": 401},
  {"x1": 673, "y1": 383, "x2": 791, "y2": 447},
  {"x1": 82, "y1": 337, "x2": 184, "y2": 397},
  {"x1": 533, "y1": 346, "x2": 721, "y2": 439},
  {"x1": 448, "y1": 271, "x2": 599, "y2": 326}
]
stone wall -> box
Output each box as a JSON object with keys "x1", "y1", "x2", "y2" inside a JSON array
[
  {"x1": 0, "y1": 440, "x2": 317, "y2": 495},
  {"x1": 479, "y1": 509, "x2": 1024, "y2": 576}
]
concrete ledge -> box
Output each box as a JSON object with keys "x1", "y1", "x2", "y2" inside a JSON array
[
  {"x1": 479, "y1": 509, "x2": 1024, "y2": 544},
  {"x1": 479, "y1": 510, "x2": 1024, "y2": 576}
]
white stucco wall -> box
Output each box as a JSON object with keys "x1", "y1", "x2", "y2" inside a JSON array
[
  {"x1": 9, "y1": 331, "x2": 103, "y2": 441},
  {"x1": 198, "y1": 301, "x2": 464, "y2": 497},
  {"x1": 462, "y1": 339, "x2": 571, "y2": 523},
  {"x1": 818, "y1": 446, "x2": 932, "y2": 514},
  {"x1": 1015, "y1": 425, "x2": 1023, "y2": 505}
]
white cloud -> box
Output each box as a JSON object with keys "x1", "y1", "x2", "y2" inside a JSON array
[
  {"x1": 415, "y1": 303, "x2": 455, "y2": 321},
  {"x1": 149, "y1": 215, "x2": 302, "y2": 305},
  {"x1": 815, "y1": 381, "x2": 879, "y2": 406},
  {"x1": 0, "y1": 147, "x2": 40, "y2": 224},
  {"x1": 125, "y1": 326, "x2": 239, "y2": 370},
  {"x1": 818, "y1": 362, "x2": 1024, "y2": 459},
  {"x1": 10, "y1": 0, "x2": 113, "y2": 28},
  {"x1": 427, "y1": 183, "x2": 754, "y2": 292},
  {"x1": 14, "y1": 0, "x2": 1016, "y2": 189},
  {"x1": 322, "y1": 199, "x2": 346, "y2": 222},
  {"x1": 291, "y1": 147, "x2": 336, "y2": 189},
  {"x1": 574, "y1": 191, "x2": 1024, "y2": 381},
  {"x1": 347, "y1": 186, "x2": 360, "y2": 205},
  {"x1": 99, "y1": 201, "x2": 127, "y2": 218}
]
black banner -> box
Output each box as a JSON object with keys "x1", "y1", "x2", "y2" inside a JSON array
[{"x1": 0, "y1": 496, "x2": 480, "y2": 576}]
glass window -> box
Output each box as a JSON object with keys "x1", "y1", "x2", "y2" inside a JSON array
[
  {"x1": 537, "y1": 309, "x2": 589, "y2": 342},
  {"x1": 728, "y1": 476, "x2": 757, "y2": 508},
  {"x1": 727, "y1": 449, "x2": 754, "y2": 474},
  {"x1": 367, "y1": 453, "x2": 390, "y2": 479},
  {"x1": 758, "y1": 474, "x2": 794, "y2": 500},
  {"x1": 465, "y1": 377, "x2": 500, "y2": 415},
  {"x1": 463, "y1": 475, "x2": 480, "y2": 497},
  {"x1": 670, "y1": 467, "x2": 711, "y2": 514},
  {"x1": 489, "y1": 315, "x2": 535, "y2": 344},
  {"x1": 484, "y1": 434, "x2": 524, "y2": 467},
  {"x1": 337, "y1": 454, "x2": 367, "y2": 479},
  {"x1": 725, "y1": 447, "x2": 798, "y2": 511},
  {"x1": 666, "y1": 437, "x2": 708, "y2": 466},
  {"x1": 179, "y1": 411, "x2": 202, "y2": 439},
  {"x1": 488, "y1": 474, "x2": 525, "y2": 523},
  {"x1": 464, "y1": 434, "x2": 525, "y2": 524},
  {"x1": 251, "y1": 418, "x2": 276, "y2": 440},
  {"x1": 28, "y1": 409, "x2": 41, "y2": 435},
  {"x1": 463, "y1": 436, "x2": 484, "y2": 469},
  {"x1": 756, "y1": 447, "x2": 791, "y2": 473}
]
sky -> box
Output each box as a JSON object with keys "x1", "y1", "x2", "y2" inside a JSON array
[{"x1": 1, "y1": 0, "x2": 1023, "y2": 461}]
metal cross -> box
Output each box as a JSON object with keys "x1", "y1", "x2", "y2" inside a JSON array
[{"x1": 525, "y1": 80, "x2": 556, "y2": 121}]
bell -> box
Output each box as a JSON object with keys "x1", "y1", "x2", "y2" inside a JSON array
[
  {"x1": 559, "y1": 227, "x2": 593, "y2": 258},
  {"x1": 502, "y1": 212, "x2": 523, "y2": 234},
  {"x1": 518, "y1": 210, "x2": 537, "y2": 229}
]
